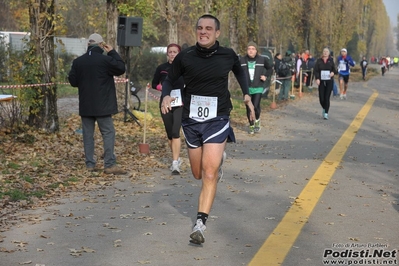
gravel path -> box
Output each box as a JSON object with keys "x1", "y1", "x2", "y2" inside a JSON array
[{"x1": 57, "y1": 96, "x2": 79, "y2": 118}]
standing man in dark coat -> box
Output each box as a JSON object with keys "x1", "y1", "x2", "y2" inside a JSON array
[{"x1": 68, "y1": 33, "x2": 127, "y2": 174}]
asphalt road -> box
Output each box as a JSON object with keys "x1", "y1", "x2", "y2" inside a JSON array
[{"x1": 1, "y1": 68, "x2": 398, "y2": 266}]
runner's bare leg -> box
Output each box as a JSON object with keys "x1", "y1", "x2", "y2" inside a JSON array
[
  {"x1": 188, "y1": 141, "x2": 226, "y2": 214},
  {"x1": 171, "y1": 138, "x2": 181, "y2": 161},
  {"x1": 339, "y1": 78, "x2": 344, "y2": 95}
]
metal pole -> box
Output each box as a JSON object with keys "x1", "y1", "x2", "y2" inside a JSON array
[{"x1": 123, "y1": 46, "x2": 130, "y2": 122}]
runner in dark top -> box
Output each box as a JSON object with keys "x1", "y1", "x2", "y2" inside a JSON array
[
  {"x1": 314, "y1": 47, "x2": 336, "y2": 120},
  {"x1": 240, "y1": 41, "x2": 272, "y2": 134},
  {"x1": 151, "y1": 44, "x2": 184, "y2": 174},
  {"x1": 161, "y1": 14, "x2": 255, "y2": 244}
]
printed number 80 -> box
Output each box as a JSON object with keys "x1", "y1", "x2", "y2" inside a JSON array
[{"x1": 197, "y1": 107, "x2": 209, "y2": 118}]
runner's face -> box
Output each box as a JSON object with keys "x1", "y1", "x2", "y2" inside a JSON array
[
  {"x1": 247, "y1": 46, "x2": 257, "y2": 58},
  {"x1": 167, "y1": 46, "x2": 179, "y2": 63},
  {"x1": 322, "y1": 49, "x2": 329, "y2": 58},
  {"x1": 196, "y1": 18, "x2": 220, "y2": 49}
]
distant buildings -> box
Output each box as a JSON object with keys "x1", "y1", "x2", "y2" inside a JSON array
[{"x1": 0, "y1": 31, "x2": 88, "y2": 56}]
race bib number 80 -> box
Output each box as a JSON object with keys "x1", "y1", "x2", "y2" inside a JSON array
[{"x1": 189, "y1": 95, "x2": 218, "y2": 122}]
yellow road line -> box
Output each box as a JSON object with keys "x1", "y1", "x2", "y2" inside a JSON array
[{"x1": 248, "y1": 91, "x2": 379, "y2": 266}]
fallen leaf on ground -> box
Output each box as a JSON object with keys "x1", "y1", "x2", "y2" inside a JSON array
[{"x1": 82, "y1": 246, "x2": 96, "y2": 253}]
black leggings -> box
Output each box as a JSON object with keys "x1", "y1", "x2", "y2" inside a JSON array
[
  {"x1": 318, "y1": 80, "x2": 333, "y2": 113},
  {"x1": 246, "y1": 93, "x2": 262, "y2": 125},
  {"x1": 161, "y1": 106, "x2": 183, "y2": 139}
]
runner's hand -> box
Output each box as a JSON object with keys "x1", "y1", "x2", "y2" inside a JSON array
[
  {"x1": 244, "y1": 94, "x2": 255, "y2": 122},
  {"x1": 161, "y1": 95, "x2": 175, "y2": 114}
]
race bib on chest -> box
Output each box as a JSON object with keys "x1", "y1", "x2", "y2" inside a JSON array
[
  {"x1": 189, "y1": 95, "x2": 217, "y2": 122},
  {"x1": 320, "y1": 70, "x2": 330, "y2": 80},
  {"x1": 338, "y1": 60, "x2": 346, "y2": 71},
  {"x1": 170, "y1": 89, "x2": 182, "y2": 107},
  {"x1": 248, "y1": 61, "x2": 256, "y2": 81}
]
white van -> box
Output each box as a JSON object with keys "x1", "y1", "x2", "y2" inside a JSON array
[{"x1": 150, "y1": 46, "x2": 167, "y2": 54}]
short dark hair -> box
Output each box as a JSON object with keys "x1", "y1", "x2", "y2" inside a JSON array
[{"x1": 197, "y1": 14, "x2": 220, "y2": 31}]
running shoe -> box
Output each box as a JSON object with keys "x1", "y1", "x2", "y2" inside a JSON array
[
  {"x1": 218, "y1": 151, "x2": 226, "y2": 183},
  {"x1": 343, "y1": 94, "x2": 347, "y2": 100},
  {"x1": 171, "y1": 160, "x2": 180, "y2": 175},
  {"x1": 170, "y1": 158, "x2": 182, "y2": 170},
  {"x1": 249, "y1": 125, "x2": 255, "y2": 134},
  {"x1": 190, "y1": 219, "x2": 206, "y2": 244},
  {"x1": 322, "y1": 109, "x2": 325, "y2": 117},
  {"x1": 324, "y1": 113, "x2": 329, "y2": 120},
  {"x1": 340, "y1": 94, "x2": 344, "y2": 100},
  {"x1": 254, "y1": 119, "x2": 261, "y2": 133},
  {"x1": 86, "y1": 166, "x2": 99, "y2": 172},
  {"x1": 104, "y1": 165, "x2": 127, "y2": 175}
]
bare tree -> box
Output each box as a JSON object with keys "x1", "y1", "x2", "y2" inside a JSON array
[
  {"x1": 246, "y1": 0, "x2": 257, "y2": 42},
  {"x1": 155, "y1": 0, "x2": 185, "y2": 44},
  {"x1": 27, "y1": 0, "x2": 58, "y2": 132},
  {"x1": 106, "y1": 0, "x2": 119, "y2": 48},
  {"x1": 105, "y1": 0, "x2": 127, "y2": 111}
]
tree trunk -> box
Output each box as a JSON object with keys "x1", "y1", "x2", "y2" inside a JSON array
[
  {"x1": 228, "y1": 9, "x2": 239, "y2": 91},
  {"x1": 28, "y1": 0, "x2": 59, "y2": 132},
  {"x1": 204, "y1": 0, "x2": 212, "y2": 13},
  {"x1": 229, "y1": 9, "x2": 239, "y2": 52},
  {"x1": 106, "y1": 0, "x2": 118, "y2": 49},
  {"x1": 168, "y1": 18, "x2": 178, "y2": 44},
  {"x1": 302, "y1": 0, "x2": 311, "y2": 50},
  {"x1": 247, "y1": 0, "x2": 257, "y2": 42},
  {"x1": 167, "y1": 0, "x2": 179, "y2": 44},
  {"x1": 105, "y1": 0, "x2": 127, "y2": 110}
]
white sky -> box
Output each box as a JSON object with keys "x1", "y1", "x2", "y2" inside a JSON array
[{"x1": 383, "y1": 0, "x2": 399, "y2": 25}]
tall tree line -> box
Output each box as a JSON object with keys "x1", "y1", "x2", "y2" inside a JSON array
[
  {"x1": 1, "y1": 0, "x2": 395, "y2": 57},
  {"x1": 264, "y1": 0, "x2": 394, "y2": 59},
  {"x1": 0, "y1": 0, "x2": 396, "y2": 132}
]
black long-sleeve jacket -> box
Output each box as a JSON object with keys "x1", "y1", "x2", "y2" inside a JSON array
[
  {"x1": 151, "y1": 62, "x2": 185, "y2": 90},
  {"x1": 68, "y1": 46, "x2": 125, "y2": 117},
  {"x1": 162, "y1": 41, "x2": 249, "y2": 119},
  {"x1": 313, "y1": 57, "x2": 336, "y2": 81},
  {"x1": 151, "y1": 61, "x2": 185, "y2": 107},
  {"x1": 240, "y1": 54, "x2": 272, "y2": 88}
]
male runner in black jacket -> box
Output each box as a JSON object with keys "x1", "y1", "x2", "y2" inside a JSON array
[{"x1": 161, "y1": 14, "x2": 255, "y2": 244}]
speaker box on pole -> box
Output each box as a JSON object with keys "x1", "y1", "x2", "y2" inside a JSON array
[{"x1": 117, "y1": 16, "x2": 143, "y2": 47}]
